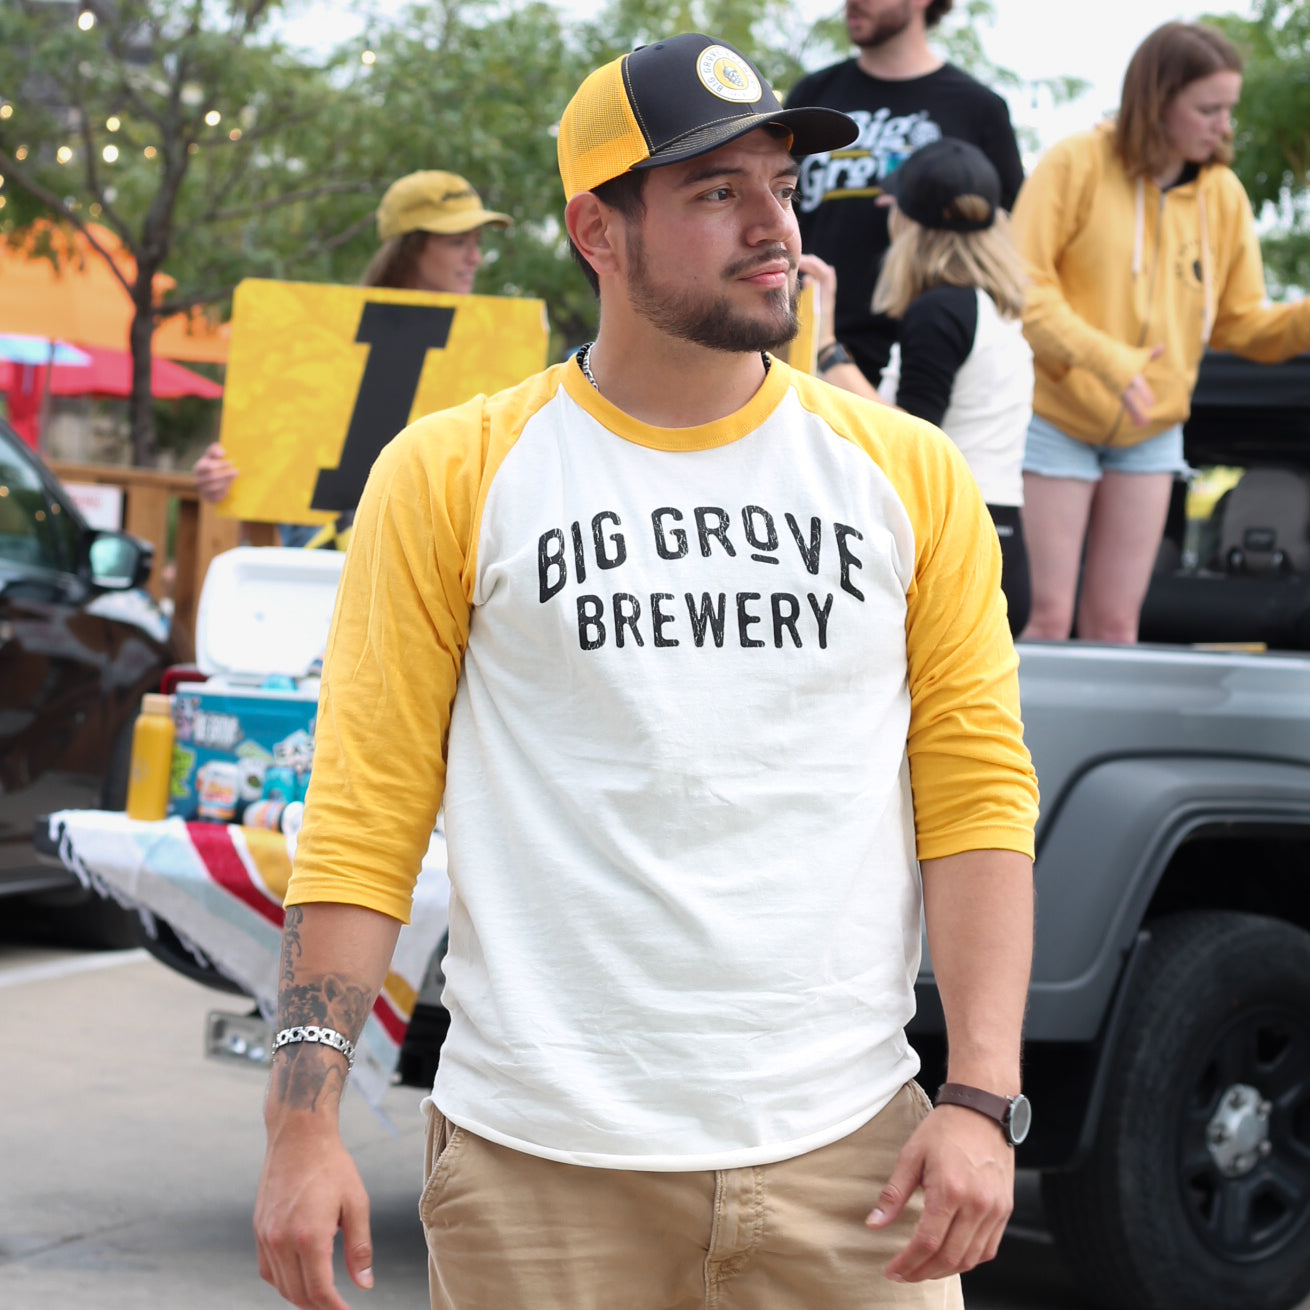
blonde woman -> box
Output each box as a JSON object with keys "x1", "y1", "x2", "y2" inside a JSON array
[
  {"x1": 802, "y1": 136, "x2": 1033, "y2": 633},
  {"x1": 1012, "y1": 22, "x2": 1310, "y2": 642}
]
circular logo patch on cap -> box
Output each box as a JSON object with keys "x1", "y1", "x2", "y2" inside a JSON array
[{"x1": 696, "y1": 45, "x2": 762, "y2": 104}]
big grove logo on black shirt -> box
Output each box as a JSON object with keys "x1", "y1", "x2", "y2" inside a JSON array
[{"x1": 797, "y1": 109, "x2": 943, "y2": 213}]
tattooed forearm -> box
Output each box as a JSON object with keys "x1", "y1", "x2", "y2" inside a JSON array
[
  {"x1": 279, "y1": 905, "x2": 304, "y2": 988},
  {"x1": 271, "y1": 910, "x2": 376, "y2": 1112}
]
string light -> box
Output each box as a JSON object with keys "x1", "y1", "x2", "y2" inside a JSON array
[
  {"x1": 361, "y1": 49, "x2": 376, "y2": 65},
  {"x1": 204, "y1": 109, "x2": 221, "y2": 126},
  {"x1": 15, "y1": 145, "x2": 28, "y2": 160},
  {"x1": 102, "y1": 144, "x2": 118, "y2": 162},
  {"x1": 106, "y1": 115, "x2": 120, "y2": 131},
  {"x1": 228, "y1": 127, "x2": 242, "y2": 141},
  {"x1": 144, "y1": 145, "x2": 157, "y2": 158},
  {"x1": 0, "y1": 104, "x2": 12, "y2": 120},
  {"x1": 56, "y1": 145, "x2": 73, "y2": 163},
  {"x1": 77, "y1": 10, "x2": 95, "y2": 31},
  {"x1": 89, "y1": 202, "x2": 102, "y2": 216}
]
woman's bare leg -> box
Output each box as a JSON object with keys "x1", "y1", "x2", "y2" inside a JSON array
[
  {"x1": 1020, "y1": 473, "x2": 1097, "y2": 639},
  {"x1": 1075, "y1": 471, "x2": 1175, "y2": 642}
]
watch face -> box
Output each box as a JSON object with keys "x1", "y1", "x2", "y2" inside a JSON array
[{"x1": 1007, "y1": 1093, "x2": 1033, "y2": 1145}]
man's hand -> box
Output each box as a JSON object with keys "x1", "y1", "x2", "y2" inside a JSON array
[
  {"x1": 255, "y1": 1117, "x2": 374, "y2": 1309},
  {"x1": 868, "y1": 1103, "x2": 1015, "y2": 1283}
]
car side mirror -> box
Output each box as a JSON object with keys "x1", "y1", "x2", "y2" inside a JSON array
[{"x1": 87, "y1": 530, "x2": 154, "y2": 591}]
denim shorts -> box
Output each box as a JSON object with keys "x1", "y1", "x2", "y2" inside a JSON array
[{"x1": 1023, "y1": 413, "x2": 1188, "y2": 481}]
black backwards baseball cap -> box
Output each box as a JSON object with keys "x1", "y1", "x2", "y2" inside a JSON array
[
  {"x1": 557, "y1": 33, "x2": 858, "y2": 198},
  {"x1": 884, "y1": 137, "x2": 1002, "y2": 232}
]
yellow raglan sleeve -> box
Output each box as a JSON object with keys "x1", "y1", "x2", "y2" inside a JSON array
[
  {"x1": 1209, "y1": 172, "x2": 1310, "y2": 362},
  {"x1": 1012, "y1": 136, "x2": 1152, "y2": 399},
  {"x1": 896, "y1": 421, "x2": 1039, "y2": 861},
  {"x1": 284, "y1": 400, "x2": 486, "y2": 922}
]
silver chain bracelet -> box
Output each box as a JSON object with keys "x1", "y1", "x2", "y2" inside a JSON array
[{"x1": 272, "y1": 1024, "x2": 356, "y2": 1072}]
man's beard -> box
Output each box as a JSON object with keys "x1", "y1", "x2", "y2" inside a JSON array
[
  {"x1": 626, "y1": 231, "x2": 799, "y2": 354},
  {"x1": 848, "y1": 0, "x2": 914, "y2": 49}
]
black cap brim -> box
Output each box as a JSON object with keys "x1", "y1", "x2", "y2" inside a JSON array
[{"x1": 633, "y1": 105, "x2": 858, "y2": 172}]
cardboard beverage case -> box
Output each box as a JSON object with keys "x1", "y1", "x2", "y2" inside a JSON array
[{"x1": 168, "y1": 547, "x2": 344, "y2": 821}]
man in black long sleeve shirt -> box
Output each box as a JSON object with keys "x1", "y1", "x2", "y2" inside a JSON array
[{"x1": 786, "y1": 0, "x2": 1022, "y2": 386}]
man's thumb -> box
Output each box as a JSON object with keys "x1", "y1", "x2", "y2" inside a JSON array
[
  {"x1": 867, "y1": 1151, "x2": 922, "y2": 1229},
  {"x1": 342, "y1": 1195, "x2": 374, "y2": 1290}
]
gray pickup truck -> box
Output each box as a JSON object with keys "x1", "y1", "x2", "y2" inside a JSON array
[{"x1": 914, "y1": 639, "x2": 1310, "y2": 1310}]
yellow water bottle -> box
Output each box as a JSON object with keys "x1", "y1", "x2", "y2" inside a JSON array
[{"x1": 126, "y1": 693, "x2": 175, "y2": 821}]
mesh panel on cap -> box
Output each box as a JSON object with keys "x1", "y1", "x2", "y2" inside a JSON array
[{"x1": 558, "y1": 58, "x2": 650, "y2": 197}]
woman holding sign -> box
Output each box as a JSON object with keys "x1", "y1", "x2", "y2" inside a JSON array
[{"x1": 193, "y1": 170, "x2": 511, "y2": 512}]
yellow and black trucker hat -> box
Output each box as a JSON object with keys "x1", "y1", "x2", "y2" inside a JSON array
[{"x1": 557, "y1": 33, "x2": 858, "y2": 199}]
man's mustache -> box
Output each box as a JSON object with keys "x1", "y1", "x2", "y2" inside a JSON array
[{"x1": 724, "y1": 248, "x2": 798, "y2": 278}]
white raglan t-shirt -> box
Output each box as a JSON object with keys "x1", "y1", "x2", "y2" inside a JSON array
[{"x1": 288, "y1": 357, "x2": 1038, "y2": 1171}]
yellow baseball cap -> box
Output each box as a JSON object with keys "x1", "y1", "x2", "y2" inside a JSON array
[
  {"x1": 376, "y1": 171, "x2": 512, "y2": 241},
  {"x1": 557, "y1": 34, "x2": 857, "y2": 199}
]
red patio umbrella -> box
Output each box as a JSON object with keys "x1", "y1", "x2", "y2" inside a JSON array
[{"x1": 2, "y1": 346, "x2": 222, "y2": 446}]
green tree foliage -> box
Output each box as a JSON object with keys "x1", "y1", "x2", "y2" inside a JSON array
[
  {"x1": 0, "y1": 0, "x2": 369, "y2": 460},
  {"x1": 1208, "y1": 1, "x2": 1310, "y2": 294}
]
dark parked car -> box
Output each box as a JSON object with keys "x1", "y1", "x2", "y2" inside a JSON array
[{"x1": 0, "y1": 416, "x2": 173, "y2": 944}]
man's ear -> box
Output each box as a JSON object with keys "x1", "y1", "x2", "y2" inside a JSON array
[{"x1": 566, "y1": 192, "x2": 624, "y2": 280}]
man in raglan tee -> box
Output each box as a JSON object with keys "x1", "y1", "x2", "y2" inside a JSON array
[
  {"x1": 254, "y1": 32, "x2": 1038, "y2": 1310},
  {"x1": 786, "y1": 0, "x2": 1023, "y2": 387}
]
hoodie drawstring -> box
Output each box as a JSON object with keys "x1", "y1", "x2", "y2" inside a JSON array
[{"x1": 1197, "y1": 188, "x2": 1215, "y2": 344}]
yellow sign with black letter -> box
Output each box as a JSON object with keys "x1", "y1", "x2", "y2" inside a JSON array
[{"x1": 216, "y1": 279, "x2": 550, "y2": 524}]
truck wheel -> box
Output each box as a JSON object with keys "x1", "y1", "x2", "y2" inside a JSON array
[{"x1": 1042, "y1": 911, "x2": 1310, "y2": 1310}]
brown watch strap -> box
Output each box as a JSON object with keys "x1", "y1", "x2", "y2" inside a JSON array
[{"x1": 935, "y1": 1082, "x2": 1012, "y2": 1124}]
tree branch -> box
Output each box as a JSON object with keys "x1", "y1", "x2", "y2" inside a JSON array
[
  {"x1": 205, "y1": 179, "x2": 377, "y2": 223},
  {"x1": 0, "y1": 148, "x2": 136, "y2": 299}
]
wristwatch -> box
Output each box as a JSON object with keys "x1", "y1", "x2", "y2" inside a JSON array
[
  {"x1": 935, "y1": 1082, "x2": 1033, "y2": 1147},
  {"x1": 816, "y1": 341, "x2": 853, "y2": 373}
]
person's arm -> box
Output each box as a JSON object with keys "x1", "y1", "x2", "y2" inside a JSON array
[
  {"x1": 797, "y1": 252, "x2": 887, "y2": 402},
  {"x1": 893, "y1": 287, "x2": 976, "y2": 428},
  {"x1": 254, "y1": 402, "x2": 484, "y2": 1306},
  {"x1": 977, "y1": 92, "x2": 1024, "y2": 213},
  {"x1": 1208, "y1": 174, "x2": 1310, "y2": 361},
  {"x1": 1011, "y1": 138, "x2": 1154, "y2": 400},
  {"x1": 870, "y1": 848, "x2": 1033, "y2": 1282},
  {"x1": 255, "y1": 902, "x2": 402, "y2": 1310},
  {"x1": 861, "y1": 417, "x2": 1038, "y2": 1280}
]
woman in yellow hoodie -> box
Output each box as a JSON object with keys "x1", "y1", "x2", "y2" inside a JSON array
[{"x1": 1012, "y1": 22, "x2": 1310, "y2": 643}]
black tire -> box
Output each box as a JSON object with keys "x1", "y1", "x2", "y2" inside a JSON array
[{"x1": 1042, "y1": 911, "x2": 1310, "y2": 1310}]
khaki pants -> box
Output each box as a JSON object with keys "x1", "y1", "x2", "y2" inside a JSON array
[{"x1": 420, "y1": 1081, "x2": 965, "y2": 1310}]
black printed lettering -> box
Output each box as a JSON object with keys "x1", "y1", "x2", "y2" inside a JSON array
[
  {"x1": 695, "y1": 507, "x2": 737, "y2": 558},
  {"x1": 786, "y1": 514, "x2": 822, "y2": 574},
  {"x1": 613, "y1": 593, "x2": 644, "y2": 648},
  {"x1": 771, "y1": 593, "x2": 802, "y2": 648},
  {"x1": 571, "y1": 521, "x2": 587, "y2": 585},
  {"x1": 652, "y1": 508, "x2": 689, "y2": 560},
  {"x1": 737, "y1": 593, "x2": 765, "y2": 648},
  {"x1": 834, "y1": 523, "x2": 866, "y2": 601},
  {"x1": 538, "y1": 528, "x2": 567, "y2": 603},
  {"x1": 684, "y1": 592, "x2": 727, "y2": 648},
  {"x1": 651, "y1": 593, "x2": 679, "y2": 647},
  {"x1": 743, "y1": 505, "x2": 779, "y2": 564},
  {"x1": 577, "y1": 595, "x2": 605, "y2": 650},
  {"x1": 593, "y1": 512, "x2": 627, "y2": 570},
  {"x1": 807, "y1": 592, "x2": 834, "y2": 649}
]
